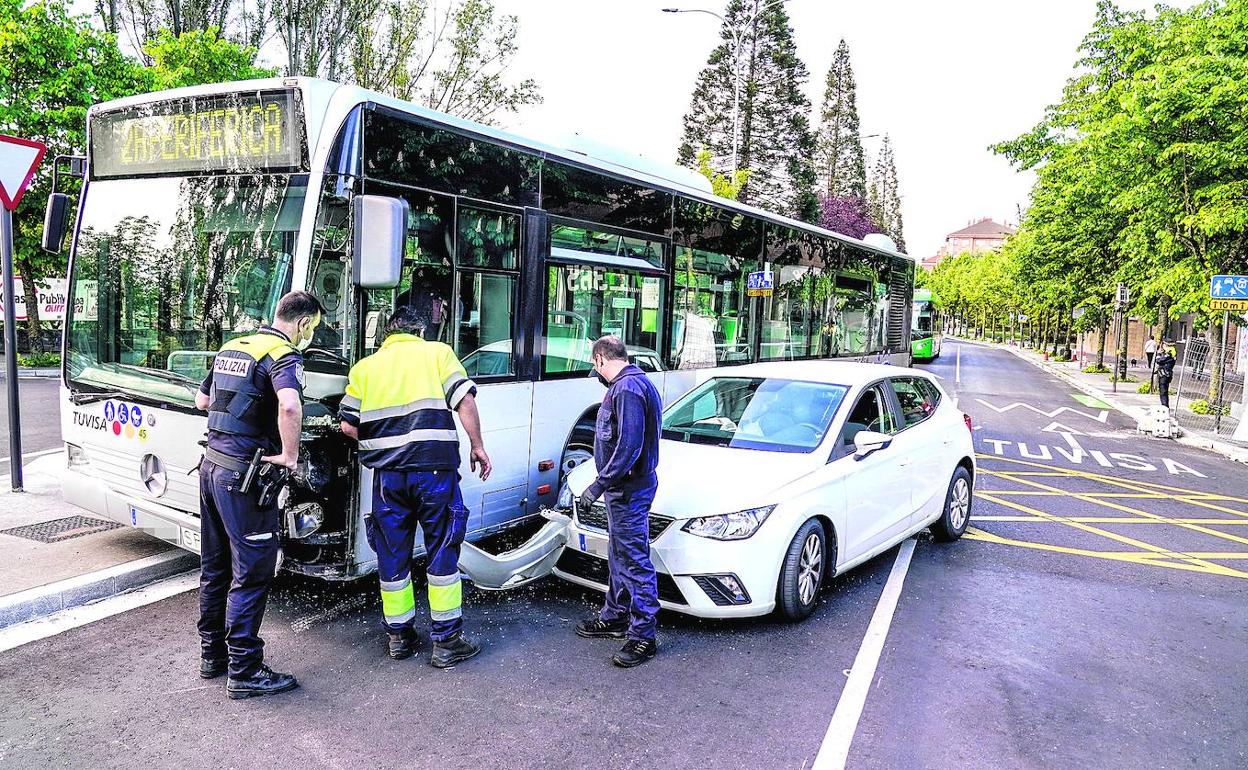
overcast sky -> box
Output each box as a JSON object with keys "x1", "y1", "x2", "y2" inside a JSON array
[{"x1": 486, "y1": 0, "x2": 1180, "y2": 258}]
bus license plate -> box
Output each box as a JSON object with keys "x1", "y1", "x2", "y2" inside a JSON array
[{"x1": 181, "y1": 527, "x2": 201, "y2": 552}]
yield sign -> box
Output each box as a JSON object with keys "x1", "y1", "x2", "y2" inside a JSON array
[{"x1": 0, "y1": 134, "x2": 48, "y2": 211}]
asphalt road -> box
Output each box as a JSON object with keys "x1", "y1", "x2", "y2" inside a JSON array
[
  {"x1": 0, "y1": 377, "x2": 64, "y2": 457},
  {"x1": 1, "y1": 343, "x2": 1245, "y2": 769}
]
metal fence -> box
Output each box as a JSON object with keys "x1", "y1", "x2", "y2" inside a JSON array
[{"x1": 1173, "y1": 334, "x2": 1247, "y2": 446}]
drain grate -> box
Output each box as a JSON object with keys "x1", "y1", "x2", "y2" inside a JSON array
[{"x1": 0, "y1": 515, "x2": 122, "y2": 543}]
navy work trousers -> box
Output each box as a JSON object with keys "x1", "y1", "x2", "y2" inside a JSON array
[
  {"x1": 367, "y1": 469, "x2": 469, "y2": 643},
  {"x1": 198, "y1": 461, "x2": 281, "y2": 678},
  {"x1": 599, "y1": 474, "x2": 660, "y2": 642}
]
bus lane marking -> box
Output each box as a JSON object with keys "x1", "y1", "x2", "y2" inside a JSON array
[{"x1": 984, "y1": 472, "x2": 1248, "y2": 549}]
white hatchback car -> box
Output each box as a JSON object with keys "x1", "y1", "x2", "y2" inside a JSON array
[{"x1": 555, "y1": 361, "x2": 976, "y2": 621}]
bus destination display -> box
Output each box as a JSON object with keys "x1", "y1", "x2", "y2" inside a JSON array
[{"x1": 91, "y1": 91, "x2": 301, "y2": 178}]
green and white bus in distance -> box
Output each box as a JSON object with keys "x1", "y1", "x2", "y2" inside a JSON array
[
  {"x1": 47, "y1": 78, "x2": 915, "y2": 583},
  {"x1": 911, "y1": 288, "x2": 942, "y2": 362}
]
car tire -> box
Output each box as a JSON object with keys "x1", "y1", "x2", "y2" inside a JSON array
[
  {"x1": 931, "y1": 466, "x2": 973, "y2": 542},
  {"x1": 775, "y1": 519, "x2": 827, "y2": 622}
]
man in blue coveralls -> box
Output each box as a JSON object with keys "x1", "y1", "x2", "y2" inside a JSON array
[
  {"x1": 575, "y1": 335, "x2": 663, "y2": 667},
  {"x1": 195, "y1": 290, "x2": 323, "y2": 699}
]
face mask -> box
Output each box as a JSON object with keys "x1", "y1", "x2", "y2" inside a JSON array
[
  {"x1": 595, "y1": 372, "x2": 610, "y2": 388},
  {"x1": 295, "y1": 322, "x2": 314, "y2": 351}
]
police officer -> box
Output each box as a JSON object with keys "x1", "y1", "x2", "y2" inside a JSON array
[
  {"x1": 1156, "y1": 339, "x2": 1177, "y2": 408},
  {"x1": 194, "y1": 291, "x2": 323, "y2": 699},
  {"x1": 575, "y1": 335, "x2": 663, "y2": 668},
  {"x1": 338, "y1": 306, "x2": 492, "y2": 668}
]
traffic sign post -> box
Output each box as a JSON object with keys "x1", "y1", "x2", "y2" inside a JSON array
[{"x1": 0, "y1": 134, "x2": 49, "y2": 491}]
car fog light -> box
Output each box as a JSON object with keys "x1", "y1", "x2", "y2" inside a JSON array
[
  {"x1": 287, "y1": 502, "x2": 324, "y2": 539},
  {"x1": 693, "y1": 573, "x2": 752, "y2": 606},
  {"x1": 66, "y1": 443, "x2": 89, "y2": 467}
]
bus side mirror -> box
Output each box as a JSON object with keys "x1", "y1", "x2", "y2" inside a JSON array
[
  {"x1": 42, "y1": 193, "x2": 71, "y2": 254},
  {"x1": 351, "y1": 195, "x2": 408, "y2": 289}
]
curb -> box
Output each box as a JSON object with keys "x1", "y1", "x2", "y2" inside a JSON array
[
  {"x1": 0, "y1": 368, "x2": 60, "y2": 379},
  {"x1": 0, "y1": 549, "x2": 198, "y2": 630},
  {"x1": 988, "y1": 340, "x2": 1248, "y2": 465}
]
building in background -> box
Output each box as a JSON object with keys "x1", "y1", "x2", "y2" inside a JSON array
[{"x1": 922, "y1": 218, "x2": 1017, "y2": 270}]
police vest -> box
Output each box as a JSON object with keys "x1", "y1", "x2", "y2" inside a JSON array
[{"x1": 207, "y1": 331, "x2": 298, "y2": 440}]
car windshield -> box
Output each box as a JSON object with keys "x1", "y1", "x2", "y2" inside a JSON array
[{"x1": 662, "y1": 376, "x2": 849, "y2": 453}]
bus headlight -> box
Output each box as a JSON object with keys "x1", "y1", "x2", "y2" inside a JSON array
[
  {"x1": 682, "y1": 505, "x2": 776, "y2": 541},
  {"x1": 66, "y1": 443, "x2": 89, "y2": 468},
  {"x1": 286, "y1": 502, "x2": 324, "y2": 539}
]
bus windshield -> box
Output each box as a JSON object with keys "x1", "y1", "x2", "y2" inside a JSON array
[{"x1": 66, "y1": 174, "x2": 304, "y2": 405}]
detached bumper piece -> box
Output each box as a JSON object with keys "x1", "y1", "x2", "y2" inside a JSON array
[{"x1": 554, "y1": 549, "x2": 688, "y2": 606}]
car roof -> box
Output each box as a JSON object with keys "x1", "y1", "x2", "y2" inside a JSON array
[{"x1": 705, "y1": 360, "x2": 931, "y2": 387}]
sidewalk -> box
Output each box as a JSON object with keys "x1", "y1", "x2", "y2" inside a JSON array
[
  {"x1": 0, "y1": 453, "x2": 196, "y2": 627},
  {"x1": 959, "y1": 337, "x2": 1248, "y2": 465}
]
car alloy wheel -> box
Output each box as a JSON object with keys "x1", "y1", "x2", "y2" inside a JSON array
[
  {"x1": 798, "y1": 532, "x2": 823, "y2": 605},
  {"x1": 949, "y1": 476, "x2": 970, "y2": 531}
]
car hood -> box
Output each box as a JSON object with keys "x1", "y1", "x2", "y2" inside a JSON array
[{"x1": 565, "y1": 438, "x2": 821, "y2": 520}]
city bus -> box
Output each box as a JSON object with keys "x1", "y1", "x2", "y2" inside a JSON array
[
  {"x1": 46, "y1": 78, "x2": 916, "y2": 583},
  {"x1": 911, "y1": 288, "x2": 942, "y2": 362}
]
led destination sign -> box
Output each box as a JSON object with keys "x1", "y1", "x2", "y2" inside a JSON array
[{"x1": 91, "y1": 91, "x2": 303, "y2": 178}]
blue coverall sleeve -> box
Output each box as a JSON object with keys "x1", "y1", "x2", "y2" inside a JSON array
[{"x1": 594, "y1": 389, "x2": 647, "y2": 487}]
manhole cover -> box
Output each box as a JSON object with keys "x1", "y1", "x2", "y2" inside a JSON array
[{"x1": 0, "y1": 515, "x2": 121, "y2": 543}]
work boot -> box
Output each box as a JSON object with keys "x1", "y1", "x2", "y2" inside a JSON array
[
  {"x1": 430, "y1": 632, "x2": 481, "y2": 669},
  {"x1": 226, "y1": 664, "x2": 299, "y2": 700},
  {"x1": 387, "y1": 629, "x2": 418, "y2": 660},
  {"x1": 200, "y1": 656, "x2": 228, "y2": 680},
  {"x1": 575, "y1": 617, "x2": 627, "y2": 639},
  {"x1": 612, "y1": 639, "x2": 658, "y2": 668}
]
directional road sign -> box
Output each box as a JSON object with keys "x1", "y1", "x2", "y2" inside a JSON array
[{"x1": 0, "y1": 134, "x2": 47, "y2": 211}]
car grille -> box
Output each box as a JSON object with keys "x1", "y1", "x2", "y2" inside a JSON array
[
  {"x1": 555, "y1": 550, "x2": 687, "y2": 605},
  {"x1": 576, "y1": 504, "x2": 675, "y2": 542}
]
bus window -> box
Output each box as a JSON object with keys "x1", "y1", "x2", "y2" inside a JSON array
[
  {"x1": 672, "y1": 245, "x2": 756, "y2": 369},
  {"x1": 760, "y1": 265, "x2": 814, "y2": 360},
  {"x1": 544, "y1": 264, "x2": 665, "y2": 375},
  {"x1": 455, "y1": 206, "x2": 520, "y2": 377}
]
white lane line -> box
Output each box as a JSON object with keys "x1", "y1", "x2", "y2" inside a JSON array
[
  {"x1": 0, "y1": 572, "x2": 197, "y2": 653},
  {"x1": 812, "y1": 538, "x2": 917, "y2": 770}
]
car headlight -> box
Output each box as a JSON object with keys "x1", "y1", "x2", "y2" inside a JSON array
[
  {"x1": 557, "y1": 482, "x2": 574, "y2": 511},
  {"x1": 682, "y1": 505, "x2": 776, "y2": 541}
]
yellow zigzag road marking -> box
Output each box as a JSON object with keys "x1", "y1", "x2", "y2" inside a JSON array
[{"x1": 973, "y1": 515, "x2": 1248, "y2": 525}]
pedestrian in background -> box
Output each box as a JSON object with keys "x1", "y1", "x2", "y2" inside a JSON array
[
  {"x1": 1155, "y1": 340, "x2": 1176, "y2": 408},
  {"x1": 339, "y1": 305, "x2": 491, "y2": 668},
  {"x1": 1144, "y1": 336, "x2": 1156, "y2": 370},
  {"x1": 575, "y1": 335, "x2": 664, "y2": 667}
]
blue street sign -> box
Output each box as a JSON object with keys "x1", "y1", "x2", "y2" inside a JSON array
[
  {"x1": 746, "y1": 270, "x2": 774, "y2": 296},
  {"x1": 1210, "y1": 275, "x2": 1248, "y2": 299}
]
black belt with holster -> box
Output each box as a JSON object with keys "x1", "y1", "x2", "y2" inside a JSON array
[{"x1": 203, "y1": 446, "x2": 251, "y2": 474}]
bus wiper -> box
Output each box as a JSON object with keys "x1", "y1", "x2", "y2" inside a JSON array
[
  {"x1": 115, "y1": 364, "x2": 200, "y2": 391},
  {"x1": 69, "y1": 389, "x2": 127, "y2": 405}
]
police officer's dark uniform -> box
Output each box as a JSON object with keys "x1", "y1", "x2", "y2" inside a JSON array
[
  {"x1": 1156, "y1": 343, "x2": 1177, "y2": 408},
  {"x1": 574, "y1": 342, "x2": 663, "y2": 667},
  {"x1": 198, "y1": 325, "x2": 303, "y2": 698}
]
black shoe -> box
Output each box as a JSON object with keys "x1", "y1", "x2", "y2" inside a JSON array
[
  {"x1": 388, "y1": 629, "x2": 418, "y2": 660},
  {"x1": 430, "y1": 633, "x2": 481, "y2": 669},
  {"x1": 200, "y1": 657, "x2": 228, "y2": 679},
  {"x1": 575, "y1": 617, "x2": 628, "y2": 639},
  {"x1": 226, "y1": 664, "x2": 299, "y2": 700},
  {"x1": 612, "y1": 639, "x2": 657, "y2": 668}
]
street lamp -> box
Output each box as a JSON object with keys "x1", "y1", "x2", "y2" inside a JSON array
[{"x1": 663, "y1": 0, "x2": 790, "y2": 174}]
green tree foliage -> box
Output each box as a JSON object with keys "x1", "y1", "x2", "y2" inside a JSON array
[
  {"x1": 867, "y1": 135, "x2": 905, "y2": 252},
  {"x1": 0, "y1": 1, "x2": 275, "y2": 351},
  {"x1": 816, "y1": 39, "x2": 866, "y2": 200},
  {"x1": 993, "y1": 0, "x2": 1248, "y2": 386},
  {"x1": 695, "y1": 148, "x2": 749, "y2": 201},
  {"x1": 677, "y1": 0, "x2": 818, "y2": 222}
]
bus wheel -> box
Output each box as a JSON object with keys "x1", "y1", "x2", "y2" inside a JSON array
[{"x1": 560, "y1": 424, "x2": 595, "y2": 482}]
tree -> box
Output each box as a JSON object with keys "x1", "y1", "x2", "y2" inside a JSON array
[
  {"x1": 867, "y1": 135, "x2": 905, "y2": 251},
  {"x1": 143, "y1": 26, "x2": 273, "y2": 90},
  {"x1": 676, "y1": 0, "x2": 818, "y2": 222},
  {"x1": 818, "y1": 195, "x2": 874, "y2": 240},
  {"x1": 816, "y1": 39, "x2": 866, "y2": 200},
  {"x1": 695, "y1": 147, "x2": 749, "y2": 200},
  {"x1": 0, "y1": 0, "x2": 147, "y2": 353}
]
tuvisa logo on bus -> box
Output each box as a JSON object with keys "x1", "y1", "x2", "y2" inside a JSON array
[{"x1": 73, "y1": 400, "x2": 153, "y2": 442}]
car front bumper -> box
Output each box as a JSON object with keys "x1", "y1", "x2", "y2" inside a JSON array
[{"x1": 551, "y1": 514, "x2": 784, "y2": 619}]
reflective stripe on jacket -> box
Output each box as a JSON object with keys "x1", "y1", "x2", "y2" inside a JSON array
[{"x1": 340, "y1": 333, "x2": 477, "y2": 470}]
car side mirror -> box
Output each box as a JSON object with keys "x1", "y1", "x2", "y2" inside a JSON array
[
  {"x1": 351, "y1": 195, "x2": 409, "y2": 289},
  {"x1": 42, "y1": 193, "x2": 71, "y2": 254},
  {"x1": 853, "y1": 430, "x2": 891, "y2": 459}
]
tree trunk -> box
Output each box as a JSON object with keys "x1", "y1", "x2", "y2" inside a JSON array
[
  {"x1": 1096, "y1": 315, "x2": 1107, "y2": 369},
  {"x1": 1156, "y1": 294, "x2": 1171, "y2": 345},
  {"x1": 17, "y1": 259, "x2": 42, "y2": 355}
]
